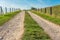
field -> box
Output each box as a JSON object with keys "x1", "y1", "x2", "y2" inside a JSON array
[{"x1": 22, "y1": 11, "x2": 51, "y2": 40}]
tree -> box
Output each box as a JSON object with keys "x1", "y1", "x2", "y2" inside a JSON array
[{"x1": 31, "y1": 7, "x2": 37, "y2": 10}]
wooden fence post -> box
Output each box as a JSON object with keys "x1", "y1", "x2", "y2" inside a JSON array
[
  {"x1": 45, "y1": 8, "x2": 46, "y2": 13},
  {"x1": 41, "y1": 8, "x2": 42, "y2": 12},
  {"x1": 10, "y1": 8, "x2": 11, "y2": 12},
  {"x1": 11, "y1": 8, "x2": 13, "y2": 12},
  {"x1": 0, "y1": 6, "x2": 3, "y2": 14},
  {"x1": 50, "y1": 7, "x2": 52, "y2": 15},
  {"x1": 5, "y1": 7, "x2": 7, "y2": 13}
]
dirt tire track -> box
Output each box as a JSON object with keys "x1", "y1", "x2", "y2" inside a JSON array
[
  {"x1": 0, "y1": 11, "x2": 25, "y2": 40},
  {"x1": 28, "y1": 11, "x2": 60, "y2": 40}
]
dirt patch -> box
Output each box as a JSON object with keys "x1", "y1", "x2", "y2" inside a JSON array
[{"x1": 0, "y1": 11, "x2": 25, "y2": 40}]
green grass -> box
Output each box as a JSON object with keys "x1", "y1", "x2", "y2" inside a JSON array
[
  {"x1": 0, "y1": 11, "x2": 20, "y2": 26},
  {"x1": 22, "y1": 11, "x2": 51, "y2": 40},
  {"x1": 31, "y1": 11, "x2": 60, "y2": 25},
  {"x1": 38, "y1": 5, "x2": 60, "y2": 18}
]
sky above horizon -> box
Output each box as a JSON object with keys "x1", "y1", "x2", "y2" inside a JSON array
[{"x1": 0, "y1": 0, "x2": 60, "y2": 10}]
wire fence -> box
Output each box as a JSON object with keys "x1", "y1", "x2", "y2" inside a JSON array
[
  {"x1": 0, "y1": 6, "x2": 20, "y2": 15},
  {"x1": 39, "y1": 5, "x2": 60, "y2": 18}
]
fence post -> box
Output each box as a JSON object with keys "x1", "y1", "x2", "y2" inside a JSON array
[
  {"x1": 5, "y1": 7, "x2": 7, "y2": 13},
  {"x1": 13, "y1": 8, "x2": 14, "y2": 12},
  {"x1": 45, "y1": 8, "x2": 46, "y2": 13},
  {"x1": 0, "y1": 6, "x2": 3, "y2": 15},
  {"x1": 10, "y1": 8, "x2": 11, "y2": 13},
  {"x1": 50, "y1": 7, "x2": 52, "y2": 15},
  {"x1": 41, "y1": 8, "x2": 42, "y2": 12},
  {"x1": 11, "y1": 8, "x2": 13, "y2": 12},
  {"x1": 14, "y1": 8, "x2": 15, "y2": 11}
]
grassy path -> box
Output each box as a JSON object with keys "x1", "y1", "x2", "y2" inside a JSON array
[
  {"x1": 31, "y1": 11, "x2": 60, "y2": 25},
  {"x1": 0, "y1": 11, "x2": 20, "y2": 26},
  {"x1": 28, "y1": 11, "x2": 60, "y2": 40},
  {"x1": 0, "y1": 11, "x2": 25, "y2": 40},
  {"x1": 22, "y1": 11, "x2": 51, "y2": 40}
]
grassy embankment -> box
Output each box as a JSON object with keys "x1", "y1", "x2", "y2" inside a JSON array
[
  {"x1": 31, "y1": 10, "x2": 60, "y2": 25},
  {"x1": 0, "y1": 11, "x2": 20, "y2": 26},
  {"x1": 22, "y1": 11, "x2": 51, "y2": 40}
]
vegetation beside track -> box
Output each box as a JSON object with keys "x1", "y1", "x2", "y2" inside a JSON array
[
  {"x1": 0, "y1": 11, "x2": 20, "y2": 26},
  {"x1": 22, "y1": 11, "x2": 51, "y2": 40},
  {"x1": 31, "y1": 10, "x2": 60, "y2": 25}
]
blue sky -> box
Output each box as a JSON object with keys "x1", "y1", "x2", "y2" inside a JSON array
[{"x1": 0, "y1": 0, "x2": 60, "y2": 9}]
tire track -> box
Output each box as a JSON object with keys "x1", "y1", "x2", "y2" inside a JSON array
[
  {"x1": 28, "y1": 11, "x2": 60, "y2": 40},
  {"x1": 0, "y1": 11, "x2": 25, "y2": 40}
]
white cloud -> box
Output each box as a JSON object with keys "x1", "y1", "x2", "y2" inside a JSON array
[{"x1": 0, "y1": 0, "x2": 20, "y2": 8}]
